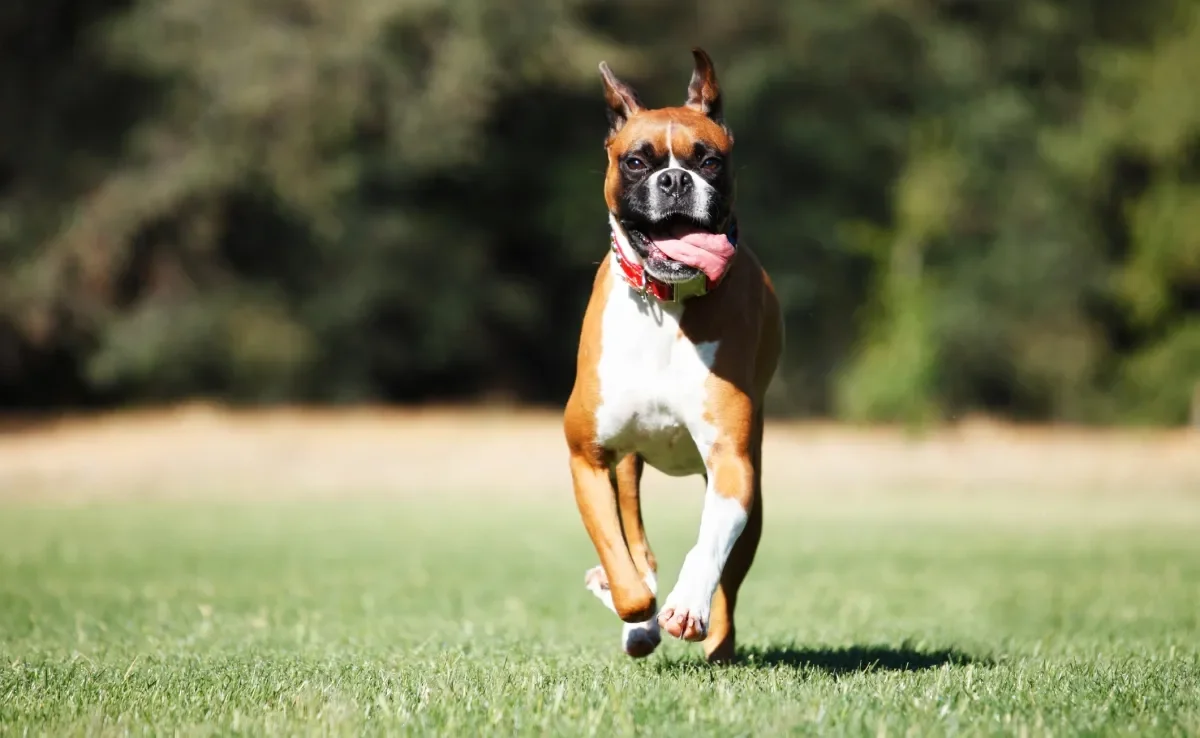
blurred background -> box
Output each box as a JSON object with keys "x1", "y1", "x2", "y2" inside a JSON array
[
  {"x1": 2, "y1": 11, "x2": 1200, "y2": 731},
  {"x1": 2, "y1": 0, "x2": 1200, "y2": 427}
]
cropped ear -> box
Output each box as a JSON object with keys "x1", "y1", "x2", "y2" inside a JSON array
[
  {"x1": 599, "y1": 61, "x2": 643, "y2": 137},
  {"x1": 684, "y1": 48, "x2": 722, "y2": 122}
]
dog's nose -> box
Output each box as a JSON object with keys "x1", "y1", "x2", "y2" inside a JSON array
[{"x1": 657, "y1": 169, "x2": 692, "y2": 197}]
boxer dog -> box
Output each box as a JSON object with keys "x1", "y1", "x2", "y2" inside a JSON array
[{"x1": 563, "y1": 48, "x2": 783, "y2": 663}]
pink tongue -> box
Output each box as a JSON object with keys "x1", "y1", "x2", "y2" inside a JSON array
[{"x1": 650, "y1": 230, "x2": 736, "y2": 282}]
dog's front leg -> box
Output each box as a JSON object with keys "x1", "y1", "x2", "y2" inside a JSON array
[
  {"x1": 658, "y1": 431, "x2": 755, "y2": 644},
  {"x1": 570, "y1": 453, "x2": 657, "y2": 623}
]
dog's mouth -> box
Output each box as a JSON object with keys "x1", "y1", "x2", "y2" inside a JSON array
[
  {"x1": 645, "y1": 214, "x2": 713, "y2": 242},
  {"x1": 623, "y1": 216, "x2": 708, "y2": 281},
  {"x1": 622, "y1": 214, "x2": 736, "y2": 284}
]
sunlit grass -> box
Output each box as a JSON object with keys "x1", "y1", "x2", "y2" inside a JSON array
[{"x1": 2, "y1": 494, "x2": 1198, "y2": 736}]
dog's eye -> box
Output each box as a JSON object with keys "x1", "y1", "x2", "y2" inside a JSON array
[
  {"x1": 701, "y1": 157, "x2": 723, "y2": 171},
  {"x1": 624, "y1": 156, "x2": 647, "y2": 171}
]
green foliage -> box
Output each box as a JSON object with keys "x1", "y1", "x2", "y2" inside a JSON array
[
  {"x1": 1117, "y1": 320, "x2": 1200, "y2": 424},
  {"x1": 836, "y1": 125, "x2": 965, "y2": 426},
  {"x1": 2, "y1": 0, "x2": 1199, "y2": 423}
]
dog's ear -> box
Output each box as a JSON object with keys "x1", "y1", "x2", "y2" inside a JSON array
[
  {"x1": 599, "y1": 61, "x2": 643, "y2": 136},
  {"x1": 684, "y1": 48, "x2": 722, "y2": 122}
]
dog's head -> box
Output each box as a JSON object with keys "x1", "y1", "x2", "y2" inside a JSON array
[{"x1": 600, "y1": 49, "x2": 735, "y2": 284}]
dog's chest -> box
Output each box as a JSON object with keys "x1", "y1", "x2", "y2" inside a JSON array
[{"x1": 593, "y1": 278, "x2": 718, "y2": 477}]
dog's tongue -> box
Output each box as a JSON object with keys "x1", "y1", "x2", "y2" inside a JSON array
[{"x1": 649, "y1": 227, "x2": 736, "y2": 283}]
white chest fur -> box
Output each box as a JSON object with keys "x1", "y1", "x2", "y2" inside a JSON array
[{"x1": 593, "y1": 260, "x2": 719, "y2": 477}]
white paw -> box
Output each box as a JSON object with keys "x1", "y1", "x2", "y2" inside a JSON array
[
  {"x1": 657, "y1": 582, "x2": 711, "y2": 642},
  {"x1": 621, "y1": 619, "x2": 661, "y2": 658},
  {"x1": 584, "y1": 565, "x2": 616, "y2": 614},
  {"x1": 586, "y1": 565, "x2": 662, "y2": 657}
]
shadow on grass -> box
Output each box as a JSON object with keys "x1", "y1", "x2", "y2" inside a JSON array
[
  {"x1": 737, "y1": 643, "x2": 981, "y2": 673},
  {"x1": 656, "y1": 642, "x2": 984, "y2": 674}
]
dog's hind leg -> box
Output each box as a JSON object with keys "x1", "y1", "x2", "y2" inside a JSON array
[
  {"x1": 615, "y1": 454, "x2": 660, "y2": 657},
  {"x1": 571, "y1": 451, "x2": 657, "y2": 624},
  {"x1": 583, "y1": 454, "x2": 661, "y2": 657},
  {"x1": 615, "y1": 454, "x2": 657, "y2": 581}
]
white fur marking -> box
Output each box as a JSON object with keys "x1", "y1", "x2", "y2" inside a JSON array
[
  {"x1": 590, "y1": 249, "x2": 727, "y2": 652},
  {"x1": 666, "y1": 121, "x2": 686, "y2": 171},
  {"x1": 686, "y1": 173, "x2": 714, "y2": 222},
  {"x1": 661, "y1": 490, "x2": 749, "y2": 634},
  {"x1": 648, "y1": 119, "x2": 714, "y2": 223},
  {"x1": 643, "y1": 569, "x2": 658, "y2": 597},
  {"x1": 593, "y1": 272, "x2": 719, "y2": 477}
]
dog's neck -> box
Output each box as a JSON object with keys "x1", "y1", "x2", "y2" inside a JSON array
[{"x1": 607, "y1": 215, "x2": 739, "y2": 303}]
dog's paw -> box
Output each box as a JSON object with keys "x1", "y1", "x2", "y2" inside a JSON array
[
  {"x1": 584, "y1": 565, "x2": 617, "y2": 614},
  {"x1": 622, "y1": 620, "x2": 661, "y2": 658},
  {"x1": 584, "y1": 565, "x2": 609, "y2": 593},
  {"x1": 587, "y1": 565, "x2": 662, "y2": 656},
  {"x1": 657, "y1": 592, "x2": 709, "y2": 642}
]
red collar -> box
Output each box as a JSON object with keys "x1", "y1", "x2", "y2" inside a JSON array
[{"x1": 610, "y1": 220, "x2": 739, "y2": 302}]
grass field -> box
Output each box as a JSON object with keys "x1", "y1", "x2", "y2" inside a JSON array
[{"x1": 2, "y1": 408, "x2": 1199, "y2": 736}]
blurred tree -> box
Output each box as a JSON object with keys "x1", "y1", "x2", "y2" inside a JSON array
[
  {"x1": 1047, "y1": 0, "x2": 1200, "y2": 424},
  {"x1": 0, "y1": 0, "x2": 1197, "y2": 425}
]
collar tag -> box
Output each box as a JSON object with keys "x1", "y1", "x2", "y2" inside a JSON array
[{"x1": 671, "y1": 272, "x2": 710, "y2": 302}]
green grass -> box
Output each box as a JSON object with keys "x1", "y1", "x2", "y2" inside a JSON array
[{"x1": 2, "y1": 492, "x2": 1199, "y2": 736}]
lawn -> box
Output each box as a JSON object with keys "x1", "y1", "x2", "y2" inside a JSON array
[{"x1": 2, "y1": 485, "x2": 1199, "y2": 736}]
